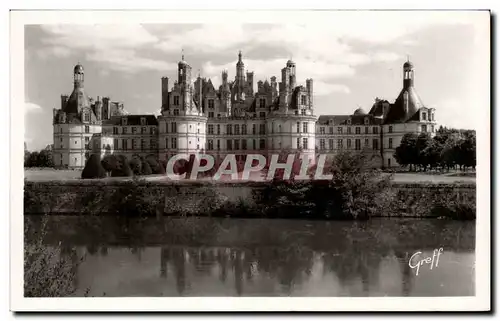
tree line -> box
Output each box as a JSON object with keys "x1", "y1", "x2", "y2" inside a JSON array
[
  {"x1": 24, "y1": 149, "x2": 54, "y2": 168},
  {"x1": 394, "y1": 126, "x2": 476, "y2": 171}
]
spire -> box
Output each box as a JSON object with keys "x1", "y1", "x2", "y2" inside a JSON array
[
  {"x1": 238, "y1": 50, "x2": 242, "y2": 62},
  {"x1": 182, "y1": 48, "x2": 185, "y2": 61}
]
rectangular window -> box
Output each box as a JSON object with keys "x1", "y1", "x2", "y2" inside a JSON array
[
  {"x1": 165, "y1": 138, "x2": 169, "y2": 149},
  {"x1": 208, "y1": 112, "x2": 214, "y2": 118},
  {"x1": 259, "y1": 99, "x2": 266, "y2": 109},
  {"x1": 242, "y1": 139, "x2": 247, "y2": 150},
  {"x1": 355, "y1": 139, "x2": 361, "y2": 150},
  {"x1": 226, "y1": 124, "x2": 232, "y2": 135},
  {"x1": 422, "y1": 112, "x2": 427, "y2": 121},
  {"x1": 242, "y1": 124, "x2": 247, "y2": 135},
  {"x1": 389, "y1": 138, "x2": 393, "y2": 149},
  {"x1": 301, "y1": 109, "x2": 306, "y2": 116},
  {"x1": 422, "y1": 125, "x2": 427, "y2": 132},
  {"x1": 217, "y1": 124, "x2": 221, "y2": 135},
  {"x1": 329, "y1": 139, "x2": 334, "y2": 150},
  {"x1": 259, "y1": 112, "x2": 266, "y2": 118},
  {"x1": 208, "y1": 124, "x2": 214, "y2": 134},
  {"x1": 253, "y1": 139, "x2": 256, "y2": 150},
  {"x1": 85, "y1": 126, "x2": 89, "y2": 134},
  {"x1": 165, "y1": 123, "x2": 169, "y2": 133},
  {"x1": 297, "y1": 138, "x2": 300, "y2": 149},
  {"x1": 141, "y1": 139, "x2": 146, "y2": 150},
  {"x1": 347, "y1": 139, "x2": 352, "y2": 149},
  {"x1": 171, "y1": 137, "x2": 177, "y2": 149},
  {"x1": 259, "y1": 124, "x2": 266, "y2": 135},
  {"x1": 85, "y1": 137, "x2": 90, "y2": 142},
  {"x1": 150, "y1": 127, "x2": 155, "y2": 134},
  {"x1": 365, "y1": 139, "x2": 369, "y2": 147},
  {"x1": 234, "y1": 139, "x2": 240, "y2": 150},
  {"x1": 373, "y1": 127, "x2": 378, "y2": 135},
  {"x1": 297, "y1": 122, "x2": 300, "y2": 133},
  {"x1": 329, "y1": 127, "x2": 333, "y2": 134},
  {"x1": 355, "y1": 127, "x2": 361, "y2": 135},
  {"x1": 302, "y1": 122, "x2": 308, "y2": 133},
  {"x1": 320, "y1": 127, "x2": 325, "y2": 134},
  {"x1": 389, "y1": 126, "x2": 393, "y2": 133},
  {"x1": 373, "y1": 139, "x2": 378, "y2": 150},
  {"x1": 113, "y1": 127, "x2": 118, "y2": 134},
  {"x1": 227, "y1": 140, "x2": 233, "y2": 151},
  {"x1": 174, "y1": 96, "x2": 179, "y2": 105},
  {"x1": 217, "y1": 140, "x2": 220, "y2": 150},
  {"x1": 347, "y1": 127, "x2": 351, "y2": 134},
  {"x1": 208, "y1": 139, "x2": 214, "y2": 150},
  {"x1": 252, "y1": 124, "x2": 256, "y2": 135},
  {"x1": 337, "y1": 127, "x2": 343, "y2": 134},
  {"x1": 173, "y1": 109, "x2": 179, "y2": 116},
  {"x1": 151, "y1": 139, "x2": 156, "y2": 150},
  {"x1": 132, "y1": 127, "x2": 137, "y2": 134},
  {"x1": 259, "y1": 139, "x2": 266, "y2": 149},
  {"x1": 301, "y1": 95, "x2": 307, "y2": 105},
  {"x1": 172, "y1": 122, "x2": 177, "y2": 133},
  {"x1": 365, "y1": 127, "x2": 369, "y2": 134},
  {"x1": 302, "y1": 138, "x2": 308, "y2": 150},
  {"x1": 141, "y1": 127, "x2": 146, "y2": 134},
  {"x1": 320, "y1": 139, "x2": 325, "y2": 150},
  {"x1": 235, "y1": 124, "x2": 240, "y2": 135},
  {"x1": 208, "y1": 99, "x2": 214, "y2": 109},
  {"x1": 122, "y1": 139, "x2": 127, "y2": 150}
]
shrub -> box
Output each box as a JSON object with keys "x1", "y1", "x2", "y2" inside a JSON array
[
  {"x1": 81, "y1": 154, "x2": 106, "y2": 179},
  {"x1": 129, "y1": 158, "x2": 143, "y2": 176},
  {"x1": 111, "y1": 155, "x2": 133, "y2": 177},
  {"x1": 24, "y1": 216, "x2": 86, "y2": 297},
  {"x1": 101, "y1": 155, "x2": 118, "y2": 173},
  {"x1": 142, "y1": 160, "x2": 153, "y2": 175},
  {"x1": 146, "y1": 157, "x2": 164, "y2": 175}
]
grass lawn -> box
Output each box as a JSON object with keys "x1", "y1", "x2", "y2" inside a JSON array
[{"x1": 24, "y1": 168, "x2": 476, "y2": 184}]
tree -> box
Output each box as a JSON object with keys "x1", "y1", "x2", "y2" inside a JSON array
[
  {"x1": 394, "y1": 133, "x2": 418, "y2": 170},
  {"x1": 415, "y1": 133, "x2": 431, "y2": 171},
  {"x1": 81, "y1": 154, "x2": 106, "y2": 179}
]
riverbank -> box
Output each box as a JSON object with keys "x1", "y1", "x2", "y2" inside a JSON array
[{"x1": 24, "y1": 178, "x2": 476, "y2": 220}]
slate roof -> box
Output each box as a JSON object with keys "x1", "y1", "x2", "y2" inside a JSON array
[
  {"x1": 384, "y1": 86, "x2": 424, "y2": 124},
  {"x1": 102, "y1": 115, "x2": 158, "y2": 126}
]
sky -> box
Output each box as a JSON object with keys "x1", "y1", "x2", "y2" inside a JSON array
[{"x1": 24, "y1": 11, "x2": 489, "y2": 151}]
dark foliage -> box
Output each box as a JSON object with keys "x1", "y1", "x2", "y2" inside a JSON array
[
  {"x1": 81, "y1": 154, "x2": 106, "y2": 179},
  {"x1": 110, "y1": 155, "x2": 133, "y2": 177},
  {"x1": 394, "y1": 127, "x2": 476, "y2": 171},
  {"x1": 24, "y1": 149, "x2": 54, "y2": 168}
]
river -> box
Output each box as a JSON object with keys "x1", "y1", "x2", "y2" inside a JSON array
[{"x1": 24, "y1": 215, "x2": 475, "y2": 297}]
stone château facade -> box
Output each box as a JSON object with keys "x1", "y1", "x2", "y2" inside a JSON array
[{"x1": 52, "y1": 52, "x2": 437, "y2": 170}]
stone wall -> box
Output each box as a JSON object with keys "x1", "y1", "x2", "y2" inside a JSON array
[{"x1": 24, "y1": 180, "x2": 476, "y2": 218}]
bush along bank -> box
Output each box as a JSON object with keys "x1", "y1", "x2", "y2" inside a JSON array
[{"x1": 24, "y1": 180, "x2": 476, "y2": 221}]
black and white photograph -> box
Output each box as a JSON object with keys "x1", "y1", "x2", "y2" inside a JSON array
[{"x1": 9, "y1": 9, "x2": 490, "y2": 312}]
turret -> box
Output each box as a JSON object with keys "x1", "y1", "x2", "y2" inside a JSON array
[
  {"x1": 161, "y1": 77, "x2": 169, "y2": 110},
  {"x1": 403, "y1": 59, "x2": 414, "y2": 89},
  {"x1": 94, "y1": 96, "x2": 102, "y2": 121},
  {"x1": 73, "y1": 63, "x2": 84, "y2": 89},
  {"x1": 306, "y1": 78, "x2": 313, "y2": 107},
  {"x1": 60, "y1": 95, "x2": 69, "y2": 109}
]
